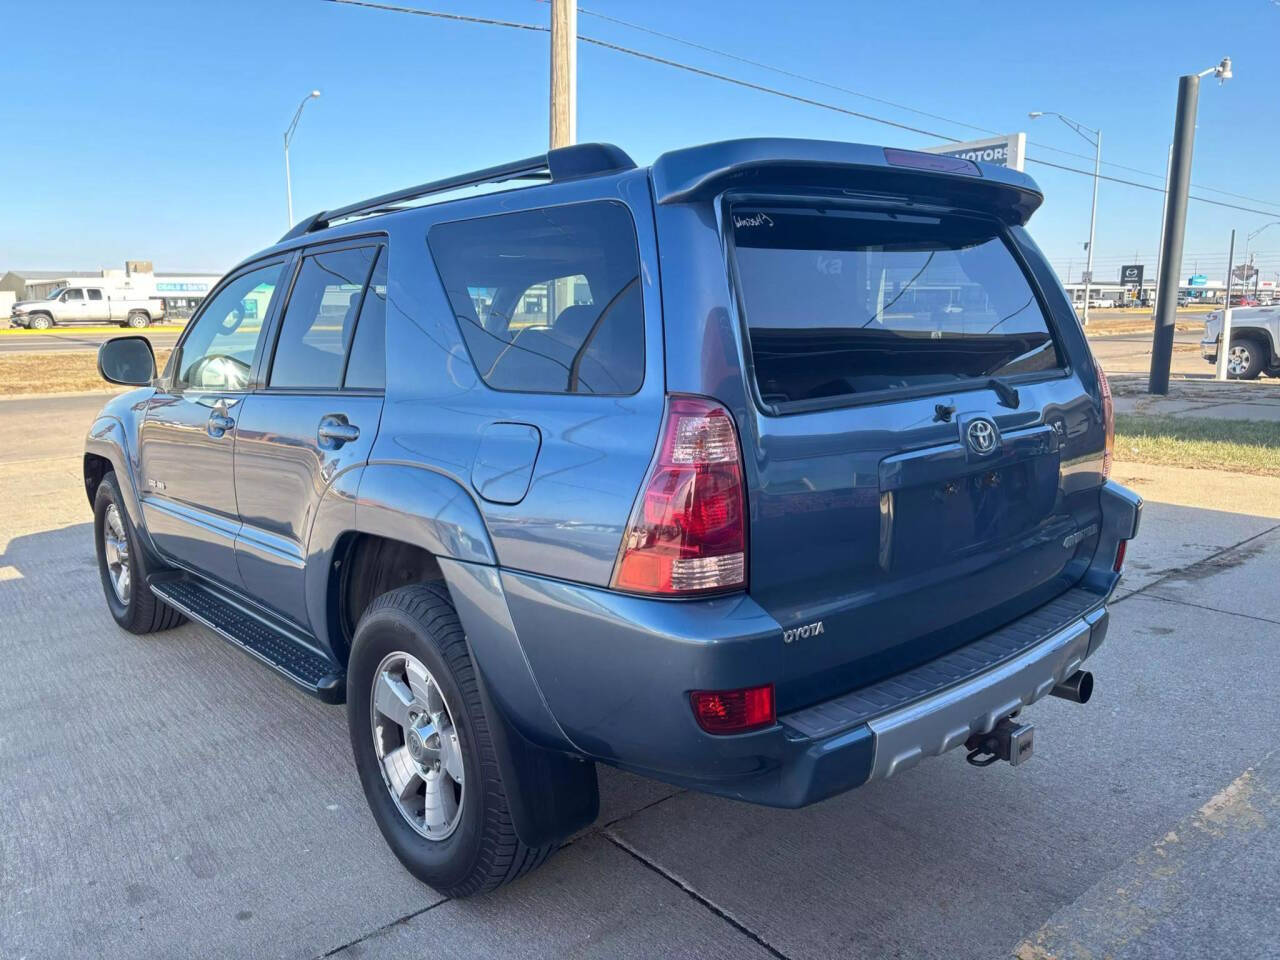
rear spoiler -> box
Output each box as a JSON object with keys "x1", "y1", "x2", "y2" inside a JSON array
[{"x1": 650, "y1": 138, "x2": 1043, "y2": 226}]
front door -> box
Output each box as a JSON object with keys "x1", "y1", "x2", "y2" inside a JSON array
[
  {"x1": 138, "y1": 259, "x2": 291, "y2": 589},
  {"x1": 60, "y1": 287, "x2": 89, "y2": 323},
  {"x1": 234, "y1": 243, "x2": 387, "y2": 628}
]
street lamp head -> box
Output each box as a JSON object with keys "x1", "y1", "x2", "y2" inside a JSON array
[
  {"x1": 310, "y1": 89, "x2": 322, "y2": 98},
  {"x1": 1215, "y1": 57, "x2": 1232, "y2": 82},
  {"x1": 1027, "y1": 111, "x2": 1044, "y2": 119}
]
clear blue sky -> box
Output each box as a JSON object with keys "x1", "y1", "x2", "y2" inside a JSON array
[{"x1": 4, "y1": 0, "x2": 1279, "y2": 283}]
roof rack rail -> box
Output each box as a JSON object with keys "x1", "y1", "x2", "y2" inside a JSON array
[{"x1": 278, "y1": 142, "x2": 636, "y2": 244}]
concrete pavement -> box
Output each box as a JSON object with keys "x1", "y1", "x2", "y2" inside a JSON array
[{"x1": 2, "y1": 395, "x2": 1278, "y2": 960}]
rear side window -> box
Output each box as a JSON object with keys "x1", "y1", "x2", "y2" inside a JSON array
[
  {"x1": 730, "y1": 205, "x2": 1062, "y2": 409},
  {"x1": 344, "y1": 247, "x2": 387, "y2": 390},
  {"x1": 428, "y1": 201, "x2": 644, "y2": 395},
  {"x1": 270, "y1": 245, "x2": 377, "y2": 389},
  {"x1": 87, "y1": 289, "x2": 103, "y2": 301}
]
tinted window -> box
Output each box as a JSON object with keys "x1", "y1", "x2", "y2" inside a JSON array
[
  {"x1": 270, "y1": 246, "x2": 376, "y2": 389},
  {"x1": 177, "y1": 261, "x2": 286, "y2": 391},
  {"x1": 64, "y1": 288, "x2": 84, "y2": 300},
  {"x1": 344, "y1": 247, "x2": 387, "y2": 390},
  {"x1": 87, "y1": 289, "x2": 103, "y2": 301},
  {"x1": 731, "y1": 205, "x2": 1062, "y2": 408},
  {"x1": 428, "y1": 201, "x2": 644, "y2": 395}
]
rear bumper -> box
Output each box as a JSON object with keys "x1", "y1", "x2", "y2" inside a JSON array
[
  {"x1": 495, "y1": 481, "x2": 1142, "y2": 808},
  {"x1": 1201, "y1": 336, "x2": 1218, "y2": 362}
]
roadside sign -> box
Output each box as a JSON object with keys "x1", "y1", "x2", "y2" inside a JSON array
[
  {"x1": 1188, "y1": 274, "x2": 1208, "y2": 286},
  {"x1": 922, "y1": 133, "x2": 1026, "y2": 172},
  {"x1": 1120, "y1": 264, "x2": 1144, "y2": 286},
  {"x1": 1080, "y1": 270, "x2": 1093, "y2": 283}
]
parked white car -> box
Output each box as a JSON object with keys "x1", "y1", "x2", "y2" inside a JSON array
[
  {"x1": 1201, "y1": 307, "x2": 1279, "y2": 379},
  {"x1": 9, "y1": 285, "x2": 165, "y2": 330}
]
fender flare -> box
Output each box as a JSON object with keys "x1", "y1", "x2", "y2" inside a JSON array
[{"x1": 84, "y1": 415, "x2": 157, "y2": 554}]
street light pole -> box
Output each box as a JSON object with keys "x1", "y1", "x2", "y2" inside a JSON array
[
  {"x1": 1029, "y1": 111, "x2": 1101, "y2": 326},
  {"x1": 283, "y1": 90, "x2": 321, "y2": 229},
  {"x1": 1150, "y1": 58, "x2": 1232, "y2": 395},
  {"x1": 1242, "y1": 221, "x2": 1280, "y2": 299}
]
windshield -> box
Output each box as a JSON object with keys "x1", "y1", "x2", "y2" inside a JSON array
[
  {"x1": 730, "y1": 203, "x2": 1062, "y2": 409},
  {"x1": 45, "y1": 288, "x2": 66, "y2": 300}
]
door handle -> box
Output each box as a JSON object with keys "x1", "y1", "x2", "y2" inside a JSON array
[
  {"x1": 318, "y1": 416, "x2": 360, "y2": 448},
  {"x1": 207, "y1": 412, "x2": 235, "y2": 438}
]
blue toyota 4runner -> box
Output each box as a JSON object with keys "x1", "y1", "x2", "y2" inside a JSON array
[{"x1": 87, "y1": 139, "x2": 1141, "y2": 896}]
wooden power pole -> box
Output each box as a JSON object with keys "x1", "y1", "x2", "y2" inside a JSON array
[{"x1": 550, "y1": 0, "x2": 577, "y2": 149}]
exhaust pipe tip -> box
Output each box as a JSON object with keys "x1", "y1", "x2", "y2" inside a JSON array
[{"x1": 1050, "y1": 670, "x2": 1093, "y2": 704}]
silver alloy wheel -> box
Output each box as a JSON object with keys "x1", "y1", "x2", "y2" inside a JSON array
[
  {"x1": 1227, "y1": 344, "x2": 1251, "y2": 377},
  {"x1": 370, "y1": 651, "x2": 466, "y2": 841},
  {"x1": 102, "y1": 503, "x2": 131, "y2": 605}
]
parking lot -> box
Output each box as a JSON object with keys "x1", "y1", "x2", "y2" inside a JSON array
[{"x1": 2, "y1": 393, "x2": 1278, "y2": 960}]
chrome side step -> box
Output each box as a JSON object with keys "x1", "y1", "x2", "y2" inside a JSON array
[{"x1": 150, "y1": 576, "x2": 345, "y2": 703}]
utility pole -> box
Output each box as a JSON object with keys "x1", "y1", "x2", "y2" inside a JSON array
[
  {"x1": 549, "y1": 0, "x2": 577, "y2": 149},
  {"x1": 283, "y1": 90, "x2": 321, "y2": 229},
  {"x1": 1150, "y1": 57, "x2": 1232, "y2": 395},
  {"x1": 1029, "y1": 111, "x2": 1101, "y2": 326},
  {"x1": 1150, "y1": 144, "x2": 1172, "y2": 319}
]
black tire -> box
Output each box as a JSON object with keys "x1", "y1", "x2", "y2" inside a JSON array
[
  {"x1": 93, "y1": 472, "x2": 186, "y2": 634},
  {"x1": 28, "y1": 314, "x2": 52, "y2": 330},
  {"x1": 347, "y1": 583, "x2": 556, "y2": 897},
  {"x1": 126, "y1": 311, "x2": 149, "y2": 329},
  {"x1": 1227, "y1": 336, "x2": 1267, "y2": 380}
]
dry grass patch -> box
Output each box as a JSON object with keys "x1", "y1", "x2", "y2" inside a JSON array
[
  {"x1": 1115, "y1": 414, "x2": 1280, "y2": 477},
  {"x1": 0, "y1": 349, "x2": 172, "y2": 396}
]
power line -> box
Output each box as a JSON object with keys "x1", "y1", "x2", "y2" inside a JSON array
[
  {"x1": 324, "y1": 0, "x2": 1280, "y2": 218},
  {"x1": 551, "y1": 1, "x2": 1280, "y2": 213}
]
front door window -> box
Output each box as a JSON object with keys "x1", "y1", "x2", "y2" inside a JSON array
[{"x1": 175, "y1": 262, "x2": 287, "y2": 391}]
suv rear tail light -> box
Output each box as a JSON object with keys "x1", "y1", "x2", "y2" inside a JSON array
[
  {"x1": 691, "y1": 684, "x2": 774, "y2": 734},
  {"x1": 1113, "y1": 539, "x2": 1127, "y2": 572},
  {"x1": 1097, "y1": 361, "x2": 1114, "y2": 479},
  {"x1": 612, "y1": 396, "x2": 747, "y2": 595}
]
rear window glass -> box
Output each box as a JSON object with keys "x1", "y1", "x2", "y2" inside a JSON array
[
  {"x1": 730, "y1": 205, "x2": 1062, "y2": 408},
  {"x1": 428, "y1": 201, "x2": 644, "y2": 395}
]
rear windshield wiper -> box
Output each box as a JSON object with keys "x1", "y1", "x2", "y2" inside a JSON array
[{"x1": 984, "y1": 376, "x2": 1021, "y2": 409}]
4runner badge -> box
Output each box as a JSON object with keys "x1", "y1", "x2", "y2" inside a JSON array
[{"x1": 783, "y1": 620, "x2": 825, "y2": 644}]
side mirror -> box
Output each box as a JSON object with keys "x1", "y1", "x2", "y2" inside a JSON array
[{"x1": 98, "y1": 336, "x2": 157, "y2": 386}]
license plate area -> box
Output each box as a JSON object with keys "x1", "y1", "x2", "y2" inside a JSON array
[{"x1": 878, "y1": 424, "x2": 1060, "y2": 573}]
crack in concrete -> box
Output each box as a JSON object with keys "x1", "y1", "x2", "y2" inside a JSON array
[{"x1": 603, "y1": 830, "x2": 794, "y2": 960}]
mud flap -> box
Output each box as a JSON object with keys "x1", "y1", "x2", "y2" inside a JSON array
[{"x1": 472, "y1": 662, "x2": 599, "y2": 848}]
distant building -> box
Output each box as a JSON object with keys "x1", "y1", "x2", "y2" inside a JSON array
[{"x1": 0, "y1": 262, "x2": 223, "y2": 319}]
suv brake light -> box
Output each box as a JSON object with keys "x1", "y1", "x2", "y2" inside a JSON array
[
  {"x1": 1097, "y1": 361, "x2": 1114, "y2": 479},
  {"x1": 612, "y1": 396, "x2": 747, "y2": 595}
]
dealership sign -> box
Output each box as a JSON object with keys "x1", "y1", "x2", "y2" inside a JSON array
[
  {"x1": 1120, "y1": 264, "x2": 1144, "y2": 285},
  {"x1": 156, "y1": 282, "x2": 209, "y2": 292},
  {"x1": 1188, "y1": 274, "x2": 1208, "y2": 286},
  {"x1": 922, "y1": 133, "x2": 1026, "y2": 172}
]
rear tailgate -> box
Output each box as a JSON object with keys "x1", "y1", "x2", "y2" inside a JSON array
[{"x1": 650, "y1": 141, "x2": 1108, "y2": 712}]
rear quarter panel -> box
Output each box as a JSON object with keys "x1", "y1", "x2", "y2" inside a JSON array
[{"x1": 368, "y1": 169, "x2": 667, "y2": 588}]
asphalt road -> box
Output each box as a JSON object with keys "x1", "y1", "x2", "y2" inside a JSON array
[
  {"x1": 1088, "y1": 328, "x2": 1205, "y2": 377},
  {"x1": 2, "y1": 393, "x2": 1278, "y2": 960},
  {"x1": 0, "y1": 327, "x2": 183, "y2": 354}
]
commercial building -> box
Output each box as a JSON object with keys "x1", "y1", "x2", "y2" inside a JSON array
[{"x1": 1, "y1": 262, "x2": 223, "y2": 319}]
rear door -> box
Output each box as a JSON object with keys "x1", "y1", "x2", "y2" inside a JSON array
[
  {"x1": 85, "y1": 288, "x2": 110, "y2": 323},
  {"x1": 722, "y1": 198, "x2": 1100, "y2": 706},
  {"x1": 232, "y1": 241, "x2": 387, "y2": 629}
]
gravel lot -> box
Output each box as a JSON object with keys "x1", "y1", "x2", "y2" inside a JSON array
[{"x1": 2, "y1": 394, "x2": 1277, "y2": 960}]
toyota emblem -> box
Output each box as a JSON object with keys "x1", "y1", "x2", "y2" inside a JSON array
[{"x1": 966, "y1": 418, "x2": 998, "y2": 454}]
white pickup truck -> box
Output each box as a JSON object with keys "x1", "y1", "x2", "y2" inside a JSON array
[
  {"x1": 1201, "y1": 306, "x2": 1280, "y2": 379},
  {"x1": 9, "y1": 285, "x2": 165, "y2": 330}
]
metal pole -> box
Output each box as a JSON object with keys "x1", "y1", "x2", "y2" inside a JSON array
[
  {"x1": 284, "y1": 135, "x2": 294, "y2": 229},
  {"x1": 1216, "y1": 230, "x2": 1235, "y2": 380},
  {"x1": 1082, "y1": 131, "x2": 1101, "y2": 326},
  {"x1": 1149, "y1": 74, "x2": 1200, "y2": 394},
  {"x1": 1150, "y1": 144, "x2": 1172, "y2": 319},
  {"x1": 549, "y1": 0, "x2": 577, "y2": 149}
]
